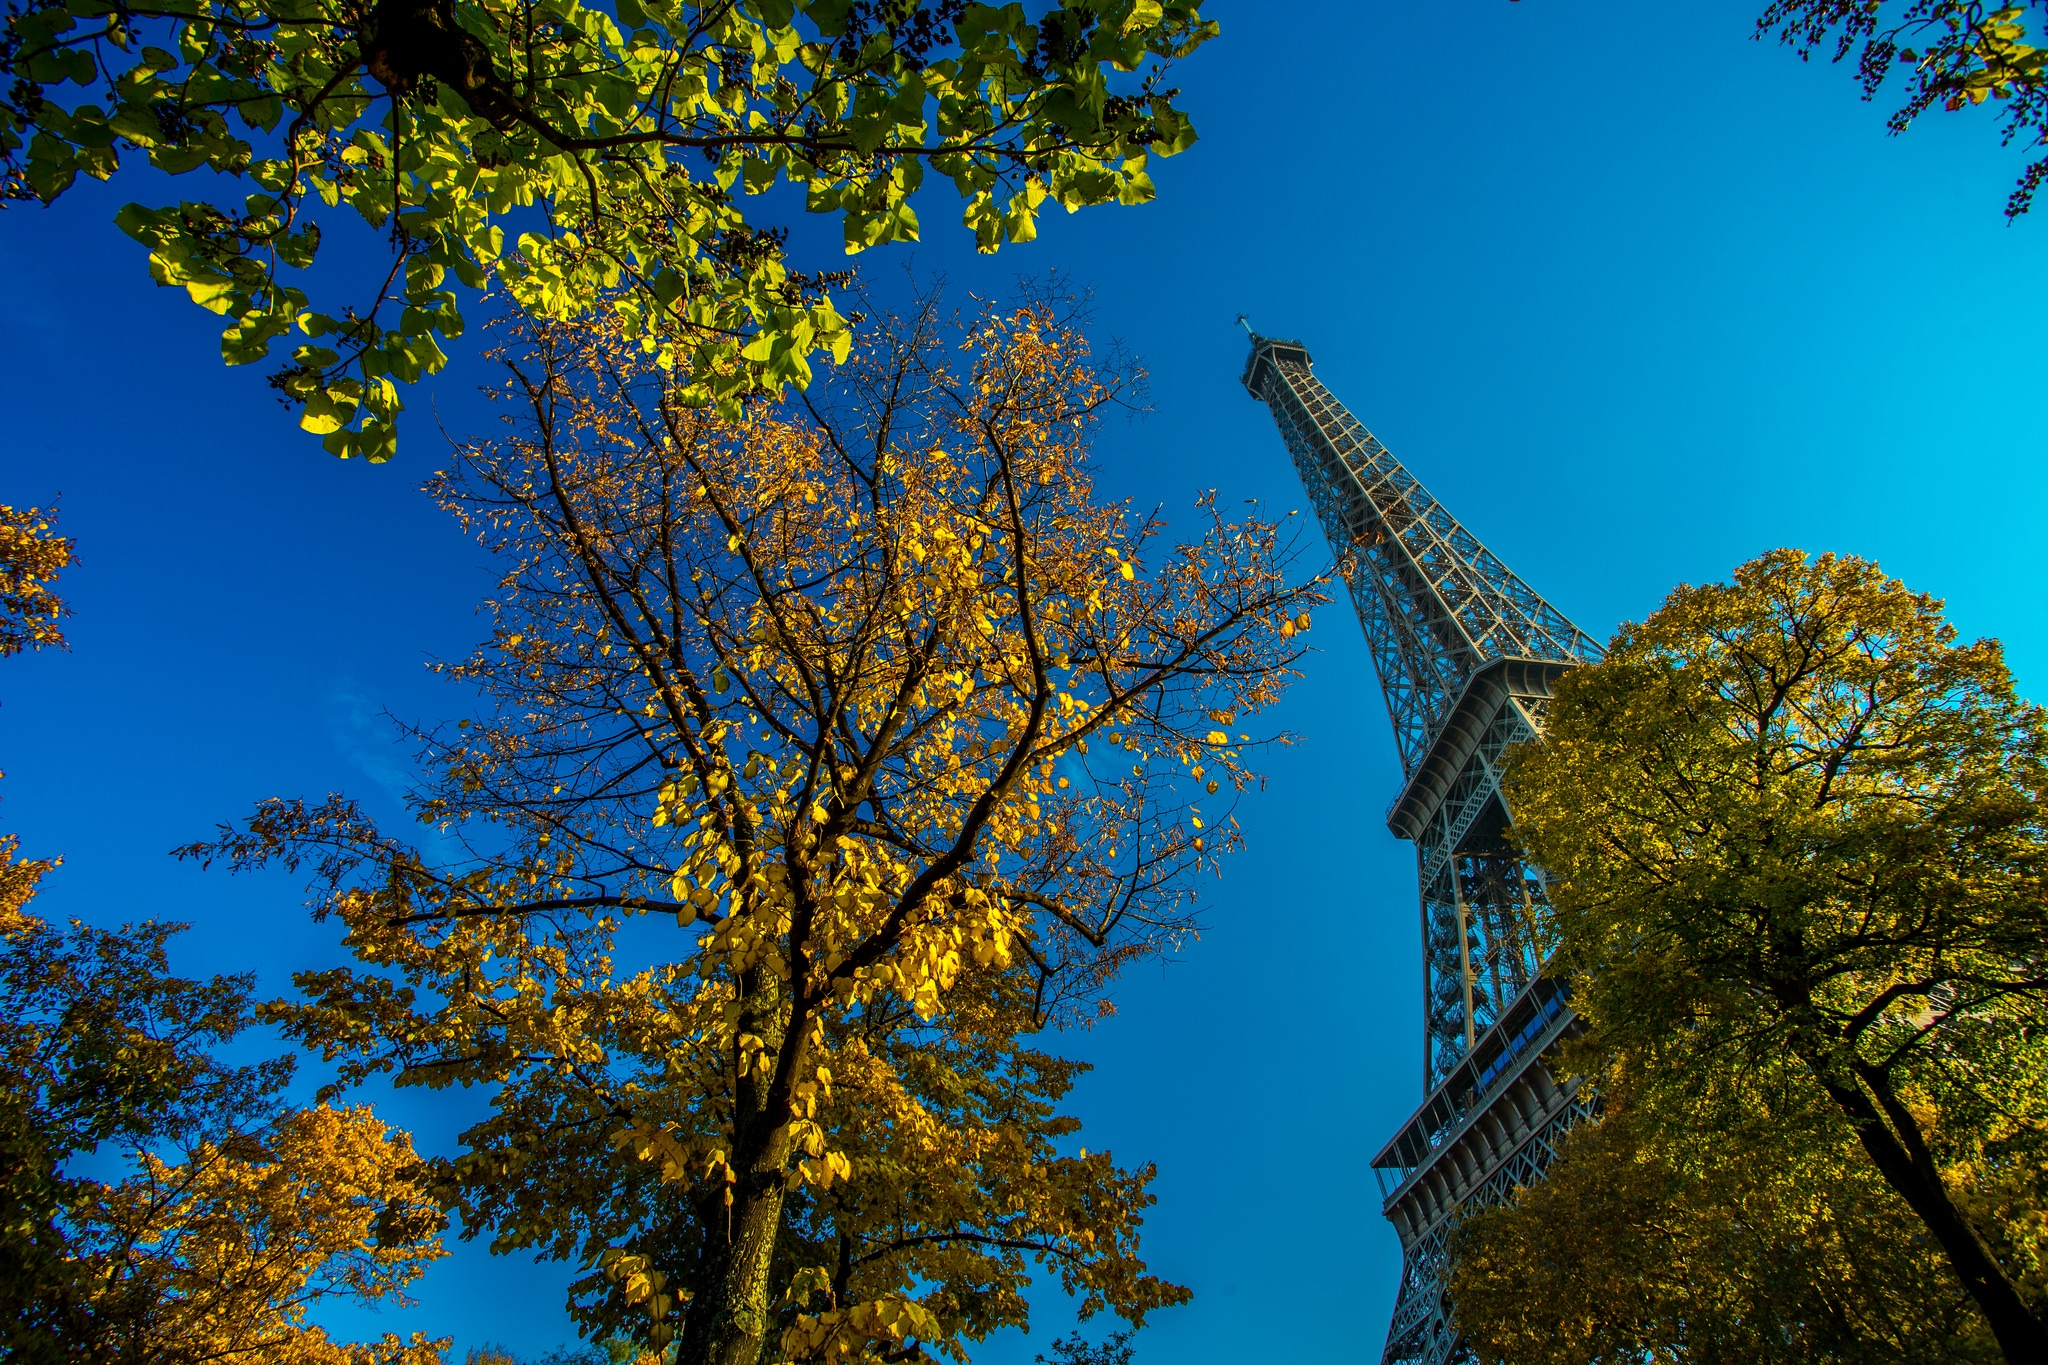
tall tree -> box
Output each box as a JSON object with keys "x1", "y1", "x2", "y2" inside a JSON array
[
  {"x1": 1759, "y1": 0, "x2": 2048, "y2": 214},
  {"x1": 0, "y1": 0, "x2": 1213, "y2": 458},
  {"x1": 187, "y1": 286, "x2": 1325, "y2": 1365},
  {"x1": 1500, "y1": 549, "x2": 2048, "y2": 1363}
]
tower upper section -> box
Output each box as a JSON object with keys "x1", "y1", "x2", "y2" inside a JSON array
[{"x1": 1241, "y1": 330, "x2": 1600, "y2": 780}]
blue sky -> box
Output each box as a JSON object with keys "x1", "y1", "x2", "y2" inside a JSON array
[{"x1": 4, "y1": 1, "x2": 2046, "y2": 1361}]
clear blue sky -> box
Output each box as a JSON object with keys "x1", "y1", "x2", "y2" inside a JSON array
[{"x1": 4, "y1": 2, "x2": 2045, "y2": 1360}]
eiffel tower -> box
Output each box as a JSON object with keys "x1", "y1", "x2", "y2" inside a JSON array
[{"x1": 1240, "y1": 324, "x2": 1602, "y2": 1365}]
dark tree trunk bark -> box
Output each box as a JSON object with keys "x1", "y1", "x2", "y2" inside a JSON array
[
  {"x1": 361, "y1": 0, "x2": 521, "y2": 127},
  {"x1": 1817, "y1": 1068, "x2": 2048, "y2": 1364},
  {"x1": 676, "y1": 966, "x2": 799, "y2": 1365}
]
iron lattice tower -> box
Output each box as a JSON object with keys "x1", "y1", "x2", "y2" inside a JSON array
[{"x1": 1241, "y1": 327, "x2": 1599, "y2": 1365}]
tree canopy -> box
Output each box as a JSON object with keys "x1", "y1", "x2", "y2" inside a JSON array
[
  {"x1": 1485, "y1": 549, "x2": 2048, "y2": 1362},
  {"x1": 0, "y1": 0, "x2": 1211, "y2": 459},
  {"x1": 186, "y1": 286, "x2": 1325, "y2": 1365},
  {"x1": 0, "y1": 858, "x2": 453, "y2": 1365}
]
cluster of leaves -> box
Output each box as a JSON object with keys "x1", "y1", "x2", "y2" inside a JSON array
[
  {"x1": 464, "y1": 1337, "x2": 662, "y2": 1365},
  {"x1": 1759, "y1": 0, "x2": 2048, "y2": 213},
  {"x1": 1483, "y1": 549, "x2": 2048, "y2": 1361},
  {"x1": 0, "y1": 502, "x2": 73, "y2": 658},
  {"x1": 0, "y1": 852, "x2": 449, "y2": 1365},
  {"x1": 1033, "y1": 1330, "x2": 1134, "y2": 1365},
  {"x1": 1, "y1": 0, "x2": 1213, "y2": 458},
  {"x1": 184, "y1": 284, "x2": 1324, "y2": 1364},
  {"x1": 1451, "y1": 1052, "x2": 1998, "y2": 1363}
]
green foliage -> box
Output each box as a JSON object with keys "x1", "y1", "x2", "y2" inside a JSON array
[
  {"x1": 1759, "y1": 0, "x2": 2048, "y2": 214},
  {"x1": 468, "y1": 1339, "x2": 662, "y2": 1365},
  {"x1": 0, "y1": 0, "x2": 1213, "y2": 459},
  {"x1": 1451, "y1": 1053, "x2": 1997, "y2": 1363},
  {"x1": 1494, "y1": 548, "x2": 2048, "y2": 1361}
]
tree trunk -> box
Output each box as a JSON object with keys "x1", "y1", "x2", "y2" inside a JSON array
[
  {"x1": 361, "y1": 0, "x2": 519, "y2": 126},
  {"x1": 1817, "y1": 1070, "x2": 2048, "y2": 1364},
  {"x1": 682, "y1": 1153, "x2": 793, "y2": 1365},
  {"x1": 677, "y1": 967, "x2": 799, "y2": 1365}
]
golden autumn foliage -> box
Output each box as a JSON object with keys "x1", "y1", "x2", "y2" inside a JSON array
[
  {"x1": 0, "y1": 501, "x2": 73, "y2": 657},
  {"x1": 1469, "y1": 549, "x2": 2048, "y2": 1363},
  {"x1": 188, "y1": 285, "x2": 1326, "y2": 1365},
  {"x1": 0, "y1": 523, "x2": 447, "y2": 1365},
  {"x1": 0, "y1": 842, "x2": 450, "y2": 1365},
  {"x1": 75, "y1": 1102, "x2": 449, "y2": 1365}
]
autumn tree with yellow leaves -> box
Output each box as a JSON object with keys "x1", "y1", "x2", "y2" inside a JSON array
[
  {"x1": 190, "y1": 283, "x2": 1326, "y2": 1365},
  {"x1": 0, "y1": 872, "x2": 452, "y2": 1365},
  {"x1": 0, "y1": 506, "x2": 449, "y2": 1365}
]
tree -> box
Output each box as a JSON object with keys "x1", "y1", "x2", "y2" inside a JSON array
[
  {"x1": 1758, "y1": 0, "x2": 2048, "y2": 215},
  {"x1": 0, "y1": 507, "x2": 448, "y2": 1365},
  {"x1": 185, "y1": 284, "x2": 1324, "y2": 1365},
  {"x1": 1500, "y1": 549, "x2": 2048, "y2": 1362},
  {"x1": 0, "y1": 840, "x2": 451, "y2": 1365},
  {"x1": 0, "y1": 0, "x2": 1213, "y2": 459},
  {"x1": 1449, "y1": 1051, "x2": 1997, "y2": 1363}
]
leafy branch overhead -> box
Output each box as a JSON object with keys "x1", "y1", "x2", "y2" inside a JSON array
[
  {"x1": 0, "y1": 0, "x2": 1213, "y2": 459},
  {"x1": 1761, "y1": 0, "x2": 2048, "y2": 214}
]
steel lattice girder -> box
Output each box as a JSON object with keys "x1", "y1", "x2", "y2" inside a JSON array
[
  {"x1": 1242, "y1": 337, "x2": 1598, "y2": 778},
  {"x1": 1240, "y1": 329, "x2": 1602, "y2": 1365}
]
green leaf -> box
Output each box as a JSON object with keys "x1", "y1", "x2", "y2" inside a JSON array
[
  {"x1": 298, "y1": 389, "x2": 356, "y2": 435},
  {"x1": 185, "y1": 279, "x2": 237, "y2": 314},
  {"x1": 11, "y1": 0, "x2": 1212, "y2": 456},
  {"x1": 1150, "y1": 103, "x2": 1198, "y2": 156}
]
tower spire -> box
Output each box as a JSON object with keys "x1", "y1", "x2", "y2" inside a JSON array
[
  {"x1": 1240, "y1": 334, "x2": 1598, "y2": 776},
  {"x1": 1243, "y1": 331, "x2": 1599, "y2": 1365}
]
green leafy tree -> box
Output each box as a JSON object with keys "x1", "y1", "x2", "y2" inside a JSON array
[
  {"x1": 1499, "y1": 549, "x2": 2048, "y2": 1362},
  {"x1": 1760, "y1": 0, "x2": 2048, "y2": 214},
  {"x1": 0, "y1": 0, "x2": 1212, "y2": 459}
]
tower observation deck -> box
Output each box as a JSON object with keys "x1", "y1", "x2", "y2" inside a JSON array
[{"x1": 1240, "y1": 326, "x2": 1600, "y2": 1365}]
